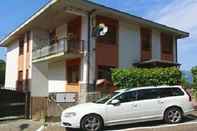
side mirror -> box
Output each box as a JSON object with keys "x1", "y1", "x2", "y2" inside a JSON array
[{"x1": 111, "y1": 99, "x2": 120, "y2": 105}]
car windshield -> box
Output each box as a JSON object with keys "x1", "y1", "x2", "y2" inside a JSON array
[{"x1": 95, "y1": 92, "x2": 120, "y2": 104}]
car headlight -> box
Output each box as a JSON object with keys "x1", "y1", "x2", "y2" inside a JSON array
[{"x1": 63, "y1": 112, "x2": 76, "y2": 118}]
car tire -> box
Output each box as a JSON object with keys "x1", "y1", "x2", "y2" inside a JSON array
[
  {"x1": 164, "y1": 107, "x2": 183, "y2": 124},
  {"x1": 81, "y1": 114, "x2": 104, "y2": 131}
]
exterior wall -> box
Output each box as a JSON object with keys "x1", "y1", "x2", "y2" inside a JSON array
[
  {"x1": 48, "y1": 61, "x2": 65, "y2": 93},
  {"x1": 152, "y1": 29, "x2": 161, "y2": 60},
  {"x1": 31, "y1": 62, "x2": 48, "y2": 97},
  {"x1": 5, "y1": 40, "x2": 19, "y2": 90},
  {"x1": 56, "y1": 24, "x2": 67, "y2": 39},
  {"x1": 118, "y1": 21, "x2": 141, "y2": 68}
]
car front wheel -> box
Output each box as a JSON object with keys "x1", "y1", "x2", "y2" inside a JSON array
[
  {"x1": 81, "y1": 114, "x2": 103, "y2": 131},
  {"x1": 164, "y1": 107, "x2": 183, "y2": 124}
]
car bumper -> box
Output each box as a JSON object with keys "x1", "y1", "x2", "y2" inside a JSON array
[
  {"x1": 184, "y1": 109, "x2": 194, "y2": 115},
  {"x1": 61, "y1": 116, "x2": 80, "y2": 128}
]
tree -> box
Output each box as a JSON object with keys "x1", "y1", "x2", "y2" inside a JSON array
[
  {"x1": 112, "y1": 67, "x2": 181, "y2": 89},
  {"x1": 191, "y1": 66, "x2": 197, "y2": 98}
]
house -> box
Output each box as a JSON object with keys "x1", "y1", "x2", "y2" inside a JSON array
[{"x1": 0, "y1": 0, "x2": 189, "y2": 119}]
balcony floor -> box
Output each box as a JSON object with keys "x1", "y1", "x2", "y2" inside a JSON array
[{"x1": 32, "y1": 52, "x2": 82, "y2": 63}]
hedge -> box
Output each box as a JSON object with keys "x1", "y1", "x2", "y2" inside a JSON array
[
  {"x1": 191, "y1": 66, "x2": 197, "y2": 98},
  {"x1": 112, "y1": 67, "x2": 181, "y2": 89}
]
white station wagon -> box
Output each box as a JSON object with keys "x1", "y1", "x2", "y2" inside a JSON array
[{"x1": 61, "y1": 86, "x2": 193, "y2": 131}]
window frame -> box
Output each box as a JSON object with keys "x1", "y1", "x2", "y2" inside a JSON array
[
  {"x1": 19, "y1": 37, "x2": 24, "y2": 55},
  {"x1": 67, "y1": 65, "x2": 80, "y2": 84},
  {"x1": 141, "y1": 28, "x2": 152, "y2": 52},
  {"x1": 161, "y1": 33, "x2": 174, "y2": 54}
]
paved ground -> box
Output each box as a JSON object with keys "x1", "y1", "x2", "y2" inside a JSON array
[
  {"x1": 0, "y1": 118, "x2": 42, "y2": 131},
  {"x1": 0, "y1": 111, "x2": 197, "y2": 131}
]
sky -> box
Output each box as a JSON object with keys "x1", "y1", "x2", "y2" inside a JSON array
[{"x1": 0, "y1": 0, "x2": 196, "y2": 70}]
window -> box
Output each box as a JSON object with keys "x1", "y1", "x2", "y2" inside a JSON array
[
  {"x1": 115, "y1": 91, "x2": 137, "y2": 103},
  {"x1": 138, "y1": 89, "x2": 160, "y2": 100},
  {"x1": 67, "y1": 65, "x2": 80, "y2": 83},
  {"x1": 19, "y1": 37, "x2": 24, "y2": 55},
  {"x1": 141, "y1": 28, "x2": 152, "y2": 51},
  {"x1": 26, "y1": 31, "x2": 30, "y2": 52},
  {"x1": 161, "y1": 33, "x2": 173, "y2": 54},
  {"x1": 96, "y1": 16, "x2": 118, "y2": 44},
  {"x1": 159, "y1": 88, "x2": 184, "y2": 98},
  {"x1": 97, "y1": 66, "x2": 114, "y2": 81}
]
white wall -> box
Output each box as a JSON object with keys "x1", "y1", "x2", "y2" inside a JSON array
[
  {"x1": 152, "y1": 29, "x2": 161, "y2": 60},
  {"x1": 5, "y1": 41, "x2": 19, "y2": 90},
  {"x1": 48, "y1": 61, "x2": 65, "y2": 93},
  {"x1": 31, "y1": 62, "x2": 48, "y2": 97},
  {"x1": 118, "y1": 21, "x2": 141, "y2": 68}
]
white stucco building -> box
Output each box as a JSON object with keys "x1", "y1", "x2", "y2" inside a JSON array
[{"x1": 0, "y1": 0, "x2": 189, "y2": 119}]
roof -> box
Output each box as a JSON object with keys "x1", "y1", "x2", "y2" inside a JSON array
[{"x1": 0, "y1": 0, "x2": 189, "y2": 46}]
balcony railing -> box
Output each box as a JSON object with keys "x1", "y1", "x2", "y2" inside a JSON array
[{"x1": 32, "y1": 38, "x2": 85, "y2": 60}]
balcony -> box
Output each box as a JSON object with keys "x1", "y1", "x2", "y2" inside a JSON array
[{"x1": 32, "y1": 38, "x2": 85, "y2": 61}]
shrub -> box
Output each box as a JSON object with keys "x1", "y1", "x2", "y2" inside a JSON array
[
  {"x1": 191, "y1": 66, "x2": 197, "y2": 98},
  {"x1": 112, "y1": 67, "x2": 181, "y2": 89}
]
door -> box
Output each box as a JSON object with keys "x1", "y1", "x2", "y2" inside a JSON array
[
  {"x1": 135, "y1": 88, "x2": 163, "y2": 120},
  {"x1": 105, "y1": 91, "x2": 139, "y2": 124}
]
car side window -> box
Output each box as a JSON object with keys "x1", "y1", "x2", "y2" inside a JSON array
[
  {"x1": 138, "y1": 89, "x2": 160, "y2": 100},
  {"x1": 115, "y1": 91, "x2": 137, "y2": 103},
  {"x1": 159, "y1": 88, "x2": 184, "y2": 98},
  {"x1": 171, "y1": 88, "x2": 184, "y2": 96}
]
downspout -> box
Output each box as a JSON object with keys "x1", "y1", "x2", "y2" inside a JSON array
[{"x1": 87, "y1": 9, "x2": 96, "y2": 91}]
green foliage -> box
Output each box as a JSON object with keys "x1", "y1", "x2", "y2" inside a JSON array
[
  {"x1": 191, "y1": 66, "x2": 197, "y2": 98},
  {"x1": 181, "y1": 75, "x2": 192, "y2": 89},
  {"x1": 112, "y1": 67, "x2": 181, "y2": 89}
]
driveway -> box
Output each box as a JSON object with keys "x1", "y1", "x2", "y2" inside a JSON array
[{"x1": 0, "y1": 118, "x2": 42, "y2": 131}]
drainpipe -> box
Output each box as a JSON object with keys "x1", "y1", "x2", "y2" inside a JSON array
[{"x1": 87, "y1": 10, "x2": 96, "y2": 92}]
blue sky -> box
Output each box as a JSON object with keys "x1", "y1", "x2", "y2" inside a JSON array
[{"x1": 0, "y1": 0, "x2": 196, "y2": 70}]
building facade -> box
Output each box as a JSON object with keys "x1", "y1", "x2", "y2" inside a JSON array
[{"x1": 0, "y1": 0, "x2": 189, "y2": 118}]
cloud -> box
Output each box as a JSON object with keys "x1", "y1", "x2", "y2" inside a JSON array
[{"x1": 146, "y1": 0, "x2": 197, "y2": 70}]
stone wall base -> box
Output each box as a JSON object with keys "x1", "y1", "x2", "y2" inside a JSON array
[{"x1": 31, "y1": 97, "x2": 48, "y2": 121}]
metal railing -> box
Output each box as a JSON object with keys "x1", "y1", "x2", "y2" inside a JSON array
[{"x1": 32, "y1": 38, "x2": 85, "y2": 60}]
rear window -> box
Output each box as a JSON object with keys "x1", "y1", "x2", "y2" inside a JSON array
[
  {"x1": 159, "y1": 87, "x2": 184, "y2": 98},
  {"x1": 136, "y1": 87, "x2": 184, "y2": 101}
]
